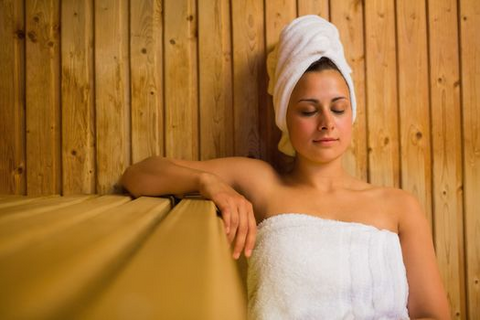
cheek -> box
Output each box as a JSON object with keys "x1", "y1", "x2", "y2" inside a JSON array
[
  {"x1": 336, "y1": 119, "x2": 353, "y2": 141},
  {"x1": 288, "y1": 118, "x2": 316, "y2": 137}
]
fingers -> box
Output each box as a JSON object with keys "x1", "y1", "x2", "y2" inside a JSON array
[
  {"x1": 244, "y1": 209, "x2": 257, "y2": 258},
  {"x1": 232, "y1": 202, "x2": 248, "y2": 259},
  {"x1": 220, "y1": 206, "x2": 231, "y2": 235},
  {"x1": 231, "y1": 200, "x2": 256, "y2": 260},
  {"x1": 217, "y1": 195, "x2": 257, "y2": 260}
]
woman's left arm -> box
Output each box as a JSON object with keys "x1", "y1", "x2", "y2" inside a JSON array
[{"x1": 396, "y1": 190, "x2": 450, "y2": 320}]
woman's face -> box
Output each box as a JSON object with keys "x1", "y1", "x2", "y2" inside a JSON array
[{"x1": 286, "y1": 69, "x2": 353, "y2": 164}]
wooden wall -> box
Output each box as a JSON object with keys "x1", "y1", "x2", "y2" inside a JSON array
[{"x1": 0, "y1": 0, "x2": 478, "y2": 318}]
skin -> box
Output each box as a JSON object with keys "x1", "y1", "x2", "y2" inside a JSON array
[{"x1": 120, "y1": 69, "x2": 450, "y2": 319}]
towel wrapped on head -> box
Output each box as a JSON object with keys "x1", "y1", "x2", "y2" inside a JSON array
[{"x1": 267, "y1": 15, "x2": 357, "y2": 156}]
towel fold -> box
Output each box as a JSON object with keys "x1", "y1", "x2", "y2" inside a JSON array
[
  {"x1": 267, "y1": 15, "x2": 357, "y2": 156},
  {"x1": 247, "y1": 213, "x2": 409, "y2": 320}
]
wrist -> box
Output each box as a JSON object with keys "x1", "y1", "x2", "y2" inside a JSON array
[{"x1": 197, "y1": 171, "x2": 216, "y2": 198}]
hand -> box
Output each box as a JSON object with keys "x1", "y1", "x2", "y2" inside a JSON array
[{"x1": 199, "y1": 173, "x2": 257, "y2": 260}]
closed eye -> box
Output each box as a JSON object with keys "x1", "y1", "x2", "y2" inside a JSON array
[
  {"x1": 331, "y1": 109, "x2": 345, "y2": 114},
  {"x1": 301, "y1": 110, "x2": 317, "y2": 116}
]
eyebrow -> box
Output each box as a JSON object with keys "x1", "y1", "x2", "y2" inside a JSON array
[{"x1": 297, "y1": 96, "x2": 347, "y2": 103}]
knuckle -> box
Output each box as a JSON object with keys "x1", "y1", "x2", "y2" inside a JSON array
[
  {"x1": 230, "y1": 217, "x2": 239, "y2": 227},
  {"x1": 235, "y1": 237, "x2": 246, "y2": 249},
  {"x1": 237, "y1": 224, "x2": 248, "y2": 234}
]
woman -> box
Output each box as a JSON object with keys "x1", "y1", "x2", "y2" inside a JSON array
[{"x1": 121, "y1": 15, "x2": 449, "y2": 319}]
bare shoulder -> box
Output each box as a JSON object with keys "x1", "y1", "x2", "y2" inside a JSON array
[
  {"x1": 376, "y1": 187, "x2": 426, "y2": 233},
  {"x1": 171, "y1": 156, "x2": 280, "y2": 196},
  {"x1": 359, "y1": 184, "x2": 419, "y2": 210},
  {"x1": 366, "y1": 185, "x2": 431, "y2": 240},
  {"x1": 353, "y1": 184, "x2": 425, "y2": 231}
]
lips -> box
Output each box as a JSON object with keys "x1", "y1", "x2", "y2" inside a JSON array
[{"x1": 313, "y1": 137, "x2": 338, "y2": 142}]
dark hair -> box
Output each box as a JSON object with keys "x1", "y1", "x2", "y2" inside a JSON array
[
  {"x1": 305, "y1": 57, "x2": 341, "y2": 73},
  {"x1": 305, "y1": 57, "x2": 349, "y2": 89}
]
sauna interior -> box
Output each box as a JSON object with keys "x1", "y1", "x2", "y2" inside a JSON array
[{"x1": 0, "y1": 0, "x2": 479, "y2": 319}]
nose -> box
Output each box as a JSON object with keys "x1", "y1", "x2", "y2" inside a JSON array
[{"x1": 317, "y1": 110, "x2": 334, "y2": 131}]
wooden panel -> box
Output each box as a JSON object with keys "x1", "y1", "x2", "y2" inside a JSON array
[
  {"x1": 0, "y1": 195, "x2": 130, "y2": 258},
  {"x1": 95, "y1": 0, "x2": 130, "y2": 193},
  {"x1": 460, "y1": 0, "x2": 480, "y2": 317},
  {"x1": 25, "y1": 0, "x2": 61, "y2": 195},
  {"x1": 0, "y1": 196, "x2": 170, "y2": 319},
  {"x1": 331, "y1": 0, "x2": 368, "y2": 181},
  {"x1": 364, "y1": 0, "x2": 399, "y2": 187},
  {"x1": 395, "y1": 0, "x2": 432, "y2": 223},
  {"x1": 231, "y1": 0, "x2": 264, "y2": 158},
  {"x1": 0, "y1": 194, "x2": 93, "y2": 221},
  {"x1": 198, "y1": 0, "x2": 233, "y2": 160},
  {"x1": 61, "y1": 0, "x2": 95, "y2": 194},
  {"x1": 0, "y1": 0, "x2": 25, "y2": 195},
  {"x1": 79, "y1": 199, "x2": 247, "y2": 320},
  {"x1": 297, "y1": 0, "x2": 329, "y2": 19},
  {"x1": 130, "y1": 0, "x2": 164, "y2": 163},
  {"x1": 427, "y1": 0, "x2": 465, "y2": 318},
  {"x1": 164, "y1": 0, "x2": 198, "y2": 160},
  {"x1": 0, "y1": 195, "x2": 52, "y2": 209},
  {"x1": 264, "y1": 0, "x2": 297, "y2": 170}
]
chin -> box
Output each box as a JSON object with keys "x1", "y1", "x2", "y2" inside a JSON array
[{"x1": 298, "y1": 151, "x2": 342, "y2": 164}]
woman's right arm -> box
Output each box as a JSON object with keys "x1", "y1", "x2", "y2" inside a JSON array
[
  {"x1": 120, "y1": 156, "x2": 214, "y2": 198},
  {"x1": 120, "y1": 156, "x2": 276, "y2": 260}
]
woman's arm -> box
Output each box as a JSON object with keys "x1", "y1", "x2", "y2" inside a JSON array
[
  {"x1": 120, "y1": 156, "x2": 277, "y2": 260},
  {"x1": 121, "y1": 156, "x2": 217, "y2": 198},
  {"x1": 396, "y1": 191, "x2": 450, "y2": 319}
]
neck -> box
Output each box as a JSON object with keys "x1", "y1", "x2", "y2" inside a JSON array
[{"x1": 287, "y1": 155, "x2": 350, "y2": 192}]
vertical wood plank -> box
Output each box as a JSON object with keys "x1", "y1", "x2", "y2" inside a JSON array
[
  {"x1": 164, "y1": 0, "x2": 198, "y2": 160},
  {"x1": 130, "y1": 0, "x2": 165, "y2": 163},
  {"x1": 297, "y1": 0, "x2": 329, "y2": 19},
  {"x1": 331, "y1": 0, "x2": 368, "y2": 181},
  {"x1": 95, "y1": 0, "x2": 130, "y2": 194},
  {"x1": 427, "y1": 0, "x2": 466, "y2": 318},
  {"x1": 264, "y1": 0, "x2": 297, "y2": 170},
  {"x1": 396, "y1": 0, "x2": 432, "y2": 223},
  {"x1": 198, "y1": 0, "x2": 233, "y2": 160},
  {"x1": 61, "y1": 0, "x2": 95, "y2": 194},
  {"x1": 231, "y1": 0, "x2": 264, "y2": 158},
  {"x1": 460, "y1": 0, "x2": 480, "y2": 317},
  {"x1": 0, "y1": 0, "x2": 25, "y2": 195},
  {"x1": 25, "y1": 0, "x2": 61, "y2": 195},
  {"x1": 364, "y1": 0, "x2": 399, "y2": 187}
]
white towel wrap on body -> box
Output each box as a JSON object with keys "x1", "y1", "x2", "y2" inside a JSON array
[{"x1": 247, "y1": 213, "x2": 410, "y2": 320}]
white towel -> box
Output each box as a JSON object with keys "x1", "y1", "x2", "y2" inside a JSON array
[
  {"x1": 247, "y1": 213, "x2": 409, "y2": 320},
  {"x1": 267, "y1": 15, "x2": 357, "y2": 156}
]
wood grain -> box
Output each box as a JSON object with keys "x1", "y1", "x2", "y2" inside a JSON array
[
  {"x1": 95, "y1": 0, "x2": 130, "y2": 193},
  {"x1": 198, "y1": 0, "x2": 233, "y2": 160},
  {"x1": 61, "y1": 0, "x2": 95, "y2": 194},
  {"x1": 331, "y1": 0, "x2": 368, "y2": 181},
  {"x1": 459, "y1": 0, "x2": 480, "y2": 317},
  {"x1": 427, "y1": 0, "x2": 466, "y2": 317},
  {"x1": 130, "y1": 0, "x2": 164, "y2": 163},
  {"x1": 231, "y1": 0, "x2": 264, "y2": 158},
  {"x1": 0, "y1": 0, "x2": 25, "y2": 195},
  {"x1": 264, "y1": 0, "x2": 296, "y2": 171},
  {"x1": 364, "y1": 0, "x2": 399, "y2": 187},
  {"x1": 0, "y1": 196, "x2": 169, "y2": 319},
  {"x1": 78, "y1": 199, "x2": 247, "y2": 319},
  {"x1": 298, "y1": 0, "x2": 329, "y2": 19},
  {"x1": 26, "y1": 0, "x2": 61, "y2": 195},
  {"x1": 395, "y1": 0, "x2": 432, "y2": 223},
  {"x1": 164, "y1": 0, "x2": 198, "y2": 160}
]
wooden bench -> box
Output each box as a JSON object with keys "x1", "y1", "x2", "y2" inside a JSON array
[{"x1": 0, "y1": 195, "x2": 248, "y2": 320}]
